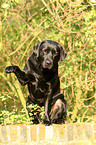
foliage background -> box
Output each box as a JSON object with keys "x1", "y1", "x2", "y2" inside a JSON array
[{"x1": 0, "y1": 0, "x2": 96, "y2": 124}]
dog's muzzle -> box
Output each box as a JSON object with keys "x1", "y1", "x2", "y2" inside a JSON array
[{"x1": 43, "y1": 58, "x2": 53, "y2": 69}]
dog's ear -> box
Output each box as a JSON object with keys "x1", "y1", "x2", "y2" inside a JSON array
[
  {"x1": 58, "y1": 44, "x2": 67, "y2": 61},
  {"x1": 33, "y1": 42, "x2": 42, "y2": 57}
]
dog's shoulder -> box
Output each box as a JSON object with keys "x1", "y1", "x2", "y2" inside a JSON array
[{"x1": 24, "y1": 52, "x2": 40, "y2": 73}]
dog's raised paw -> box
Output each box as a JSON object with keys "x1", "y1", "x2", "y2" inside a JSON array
[{"x1": 5, "y1": 66, "x2": 18, "y2": 73}]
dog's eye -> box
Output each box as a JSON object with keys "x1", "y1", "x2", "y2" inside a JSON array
[
  {"x1": 55, "y1": 52, "x2": 58, "y2": 55},
  {"x1": 43, "y1": 49, "x2": 48, "y2": 54},
  {"x1": 53, "y1": 51, "x2": 58, "y2": 56},
  {"x1": 52, "y1": 50, "x2": 55, "y2": 54},
  {"x1": 43, "y1": 48, "x2": 51, "y2": 54},
  {"x1": 52, "y1": 49, "x2": 58, "y2": 55}
]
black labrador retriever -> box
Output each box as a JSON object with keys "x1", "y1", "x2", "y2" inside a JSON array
[{"x1": 5, "y1": 40, "x2": 67, "y2": 125}]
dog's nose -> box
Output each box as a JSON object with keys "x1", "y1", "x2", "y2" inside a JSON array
[{"x1": 46, "y1": 60, "x2": 51, "y2": 64}]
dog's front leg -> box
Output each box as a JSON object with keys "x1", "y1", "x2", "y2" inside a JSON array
[
  {"x1": 44, "y1": 94, "x2": 51, "y2": 125},
  {"x1": 5, "y1": 66, "x2": 29, "y2": 85},
  {"x1": 43, "y1": 83, "x2": 52, "y2": 125}
]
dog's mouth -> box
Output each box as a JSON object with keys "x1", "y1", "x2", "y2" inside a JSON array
[{"x1": 44, "y1": 65, "x2": 53, "y2": 69}]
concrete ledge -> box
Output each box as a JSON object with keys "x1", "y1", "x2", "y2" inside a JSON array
[{"x1": 0, "y1": 123, "x2": 96, "y2": 145}]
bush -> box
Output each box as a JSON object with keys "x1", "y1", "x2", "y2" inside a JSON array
[{"x1": 0, "y1": 0, "x2": 95, "y2": 124}]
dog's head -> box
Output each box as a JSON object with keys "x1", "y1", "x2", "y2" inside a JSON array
[{"x1": 33, "y1": 40, "x2": 67, "y2": 69}]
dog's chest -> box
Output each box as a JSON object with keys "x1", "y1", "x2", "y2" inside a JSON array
[{"x1": 29, "y1": 74, "x2": 51, "y2": 96}]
